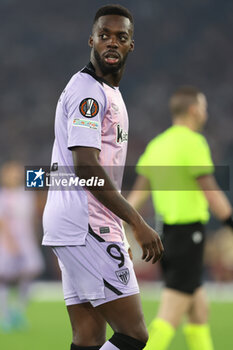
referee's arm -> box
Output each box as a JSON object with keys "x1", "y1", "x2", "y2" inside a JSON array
[
  {"x1": 197, "y1": 174, "x2": 233, "y2": 227},
  {"x1": 127, "y1": 175, "x2": 151, "y2": 211}
]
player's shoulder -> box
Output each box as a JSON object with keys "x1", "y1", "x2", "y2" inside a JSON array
[
  {"x1": 67, "y1": 69, "x2": 105, "y2": 96},
  {"x1": 144, "y1": 126, "x2": 204, "y2": 154},
  {"x1": 166, "y1": 125, "x2": 207, "y2": 145},
  {"x1": 186, "y1": 129, "x2": 208, "y2": 147},
  {"x1": 62, "y1": 69, "x2": 107, "y2": 112},
  {"x1": 141, "y1": 134, "x2": 160, "y2": 160},
  {"x1": 146, "y1": 127, "x2": 170, "y2": 149},
  {"x1": 176, "y1": 129, "x2": 210, "y2": 159}
]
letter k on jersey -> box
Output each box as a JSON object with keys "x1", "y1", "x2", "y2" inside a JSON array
[{"x1": 116, "y1": 124, "x2": 128, "y2": 143}]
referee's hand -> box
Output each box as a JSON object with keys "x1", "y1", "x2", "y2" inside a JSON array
[{"x1": 132, "y1": 220, "x2": 164, "y2": 264}]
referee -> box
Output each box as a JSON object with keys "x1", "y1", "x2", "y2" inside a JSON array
[{"x1": 127, "y1": 86, "x2": 233, "y2": 350}]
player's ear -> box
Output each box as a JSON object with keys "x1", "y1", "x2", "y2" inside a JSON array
[
  {"x1": 129, "y1": 39, "x2": 135, "y2": 52},
  {"x1": 88, "y1": 35, "x2": 93, "y2": 48},
  {"x1": 188, "y1": 104, "x2": 198, "y2": 117}
]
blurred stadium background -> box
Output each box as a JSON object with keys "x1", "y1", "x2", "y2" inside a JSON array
[{"x1": 1, "y1": 0, "x2": 233, "y2": 349}]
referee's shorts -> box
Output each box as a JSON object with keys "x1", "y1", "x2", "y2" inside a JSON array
[{"x1": 160, "y1": 221, "x2": 205, "y2": 294}]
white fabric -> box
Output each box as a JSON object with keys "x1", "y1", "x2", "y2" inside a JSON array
[{"x1": 100, "y1": 341, "x2": 119, "y2": 349}]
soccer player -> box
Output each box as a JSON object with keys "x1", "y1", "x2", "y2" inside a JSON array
[
  {"x1": 0, "y1": 161, "x2": 44, "y2": 331},
  {"x1": 42, "y1": 5, "x2": 163, "y2": 350},
  {"x1": 127, "y1": 86, "x2": 233, "y2": 350}
]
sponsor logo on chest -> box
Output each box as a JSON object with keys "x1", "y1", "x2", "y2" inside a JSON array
[{"x1": 116, "y1": 124, "x2": 128, "y2": 144}]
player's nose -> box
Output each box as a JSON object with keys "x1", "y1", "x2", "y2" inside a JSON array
[{"x1": 107, "y1": 36, "x2": 119, "y2": 48}]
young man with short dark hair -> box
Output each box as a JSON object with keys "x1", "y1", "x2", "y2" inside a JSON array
[{"x1": 42, "y1": 5, "x2": 163, "y2": 350}]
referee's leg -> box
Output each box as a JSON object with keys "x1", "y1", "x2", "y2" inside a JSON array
[
  {"x1": 184, "y1": 287, "x2": 214, "y2": 350},
  {"x1": 157, "y1": 287, "x2": 193, "y2": 327},
  {"x1": 187, "y1": 287, "x2": 209, "y2": 324}
]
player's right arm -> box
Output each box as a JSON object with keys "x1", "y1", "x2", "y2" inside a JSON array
[{"x1": 72, "y1": 146, "x2": 164, "y2": 264}]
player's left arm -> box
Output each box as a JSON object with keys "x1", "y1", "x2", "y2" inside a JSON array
[{"x1": 197, "y1": 174, "x2": 233, "y2": 228}]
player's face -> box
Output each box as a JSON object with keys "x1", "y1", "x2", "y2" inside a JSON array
[
  {"x1": 89, "y1": 15, "x2": 134, "y2": 75},
  {"x1": 0, "y1": 162, "x2": 24, "y2": 188}
]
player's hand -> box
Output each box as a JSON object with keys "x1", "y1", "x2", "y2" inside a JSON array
[{"x1": 132, "y1": 220, "x2": 164, "y2": 264}]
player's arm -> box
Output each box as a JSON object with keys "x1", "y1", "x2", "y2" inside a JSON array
[
  {"x1": 197, "y1": 174, "x2": 233, "y2": 227},
  {"x1": 0, "y1": 218, "x2": 19, "y2": 254},
  {"x1": 72, "y1": 146, "x2": 164, "y2": 263},
  {"x1": 127, "y1": 175, "x2": 151, "y2": 211},
  {"x1": 0, "y1": 219, "x2": 10, "y2": 236}
]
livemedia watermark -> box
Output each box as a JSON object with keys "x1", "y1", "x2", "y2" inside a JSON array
[
  {"x1": 24, "y1": 165, "x2": 230, "y2": 191},
  {"x1": 25, "y1": 166, "x2": 105, "y2": 190}
]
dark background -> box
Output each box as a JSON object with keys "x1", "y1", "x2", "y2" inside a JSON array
[{"x1": 1, "y1": 0, "x2": 233, "y2": 165}]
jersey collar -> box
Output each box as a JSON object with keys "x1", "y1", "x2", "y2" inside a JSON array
[{"x1": 81, "y1": 62, "x2": 115, "y2": 89}]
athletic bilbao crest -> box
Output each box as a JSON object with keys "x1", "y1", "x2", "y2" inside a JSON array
[{"x1": 115, "y1": 268, "x2": 130, "y2": 285}]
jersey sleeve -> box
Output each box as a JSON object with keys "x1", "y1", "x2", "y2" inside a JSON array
[
  {"x1": 66, "y1": 78, "x2": 107, "y2": 151},
  {"x1": 187, "y1": 134, "x2": 214, "y2": 178}
]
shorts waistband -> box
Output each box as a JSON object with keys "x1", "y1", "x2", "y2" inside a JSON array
[{"x1": 163, "y1": 221, "x2": 204, "y2": 230}]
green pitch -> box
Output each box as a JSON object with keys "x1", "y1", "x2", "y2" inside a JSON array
[{"x1": 1, "y1": 299, "x2": 233, "y2": 350}]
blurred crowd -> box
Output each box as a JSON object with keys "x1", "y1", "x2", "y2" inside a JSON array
[{"x1": 1, "y1": 0, "x2": 233, "y2": 165}]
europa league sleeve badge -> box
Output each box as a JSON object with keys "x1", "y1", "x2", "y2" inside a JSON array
[{"x1": 79, "y1": 98, "x2": 99, "y2": 118}]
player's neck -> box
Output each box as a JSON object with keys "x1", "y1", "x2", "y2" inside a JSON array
[
  {"x1": 91, "y1": 60, "x2": 124, "y2": 87},
  {"x1": 173, "y1": 117, "x2": 199, "y2": 132}
]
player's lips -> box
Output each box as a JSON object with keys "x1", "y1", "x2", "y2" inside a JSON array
[{"x1": 103, "y1": 51, "x2": 120, "y2": 64}]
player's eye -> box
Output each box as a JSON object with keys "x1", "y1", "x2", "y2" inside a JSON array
[
  {"x1": 119, "y1": 35, "x2": 128, "y2": 42},
  {"x1": 100, "y1": 34, "x2": 108, "y2": 40}
]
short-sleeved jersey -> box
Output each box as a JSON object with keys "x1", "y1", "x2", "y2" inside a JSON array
[
  {"x1": 136, "y1": 125, "x2": 214, "y2": 224},
  {"x1": 42, "y1": 63, "x2": 129, "y2": 245}
]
